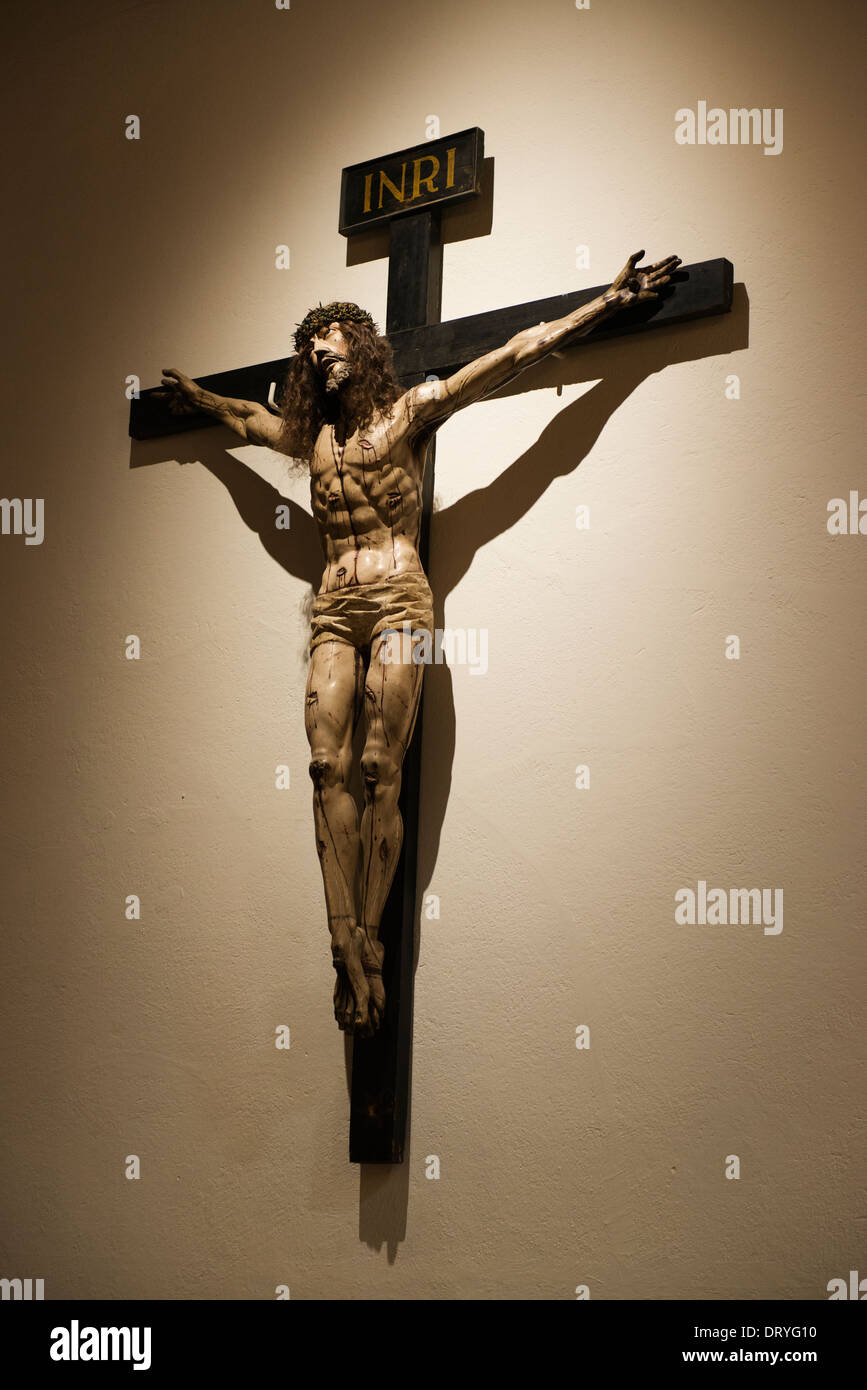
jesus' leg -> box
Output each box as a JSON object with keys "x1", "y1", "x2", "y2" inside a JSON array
[
  {"x1": 358, "y1": 629, "x2": 426, "y2": 1032},
  {"x1": 305, "y1": 638, "x2": 371, "y2": 1034}
]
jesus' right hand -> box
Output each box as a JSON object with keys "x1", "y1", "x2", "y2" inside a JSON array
[{"x1": 154, "y1": 367, "x2": 201, "y2": 414}]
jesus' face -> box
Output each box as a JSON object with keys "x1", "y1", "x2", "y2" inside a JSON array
[{"x1": 309, "y1": 322, "x2": 351, "y2": 393}]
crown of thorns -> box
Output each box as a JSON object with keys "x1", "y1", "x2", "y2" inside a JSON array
[{"x1": 293, "y1": 302, "x2": 378, "y2": 353}]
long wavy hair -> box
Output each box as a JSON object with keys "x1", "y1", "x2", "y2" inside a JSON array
[{"x1": 277, "y1": 320, "x2": 402, "y2": 466}]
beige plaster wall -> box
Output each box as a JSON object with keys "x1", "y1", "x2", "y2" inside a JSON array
[{"x1": 1, "y1": 0, "x2": 864, "y2": 1298}]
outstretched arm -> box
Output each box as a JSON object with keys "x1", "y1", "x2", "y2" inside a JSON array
[
  {"x1": 405, "y1": 251, "x2": 680, "y2": 429},
  {"x1": 154, "y1": 368, "x2": 283, "y2": 447}
]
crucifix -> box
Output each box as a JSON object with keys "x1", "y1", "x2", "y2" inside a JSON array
[{"x1": 130, "y1": 127, "x2": 733, "y2": 1164}]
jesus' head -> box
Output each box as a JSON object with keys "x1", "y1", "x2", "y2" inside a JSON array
[{"x1": 279, "y1": 301, "x2": 401, "y2": 464}]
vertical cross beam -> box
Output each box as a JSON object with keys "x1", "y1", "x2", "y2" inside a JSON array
[{"x1": 348, "y1": 208, "x2": 442, "y2": 1163}]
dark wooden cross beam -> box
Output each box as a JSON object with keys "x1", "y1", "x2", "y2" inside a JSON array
[
  {"x1": 128, "y1": 259, "x2": 735, "y2": 443},
  {"x1": 128, "y1": 127, "x2": 734, "y2": 1165}
]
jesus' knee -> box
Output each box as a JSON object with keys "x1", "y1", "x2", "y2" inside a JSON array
[
  {"x1": 308, "y1": 748, "x2": 350, "y2": 795},
  {"x1": 360, "y1": 746, "x2": 402, "y2": 807}
]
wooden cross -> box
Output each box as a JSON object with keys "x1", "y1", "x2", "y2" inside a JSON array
[{"x1": 129, "y1": 127, "x2": 733, "y2": 1165}]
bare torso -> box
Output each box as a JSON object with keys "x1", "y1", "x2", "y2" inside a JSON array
[{"x1": 310, "y1": 401, "x2": 429, "y2": 593}]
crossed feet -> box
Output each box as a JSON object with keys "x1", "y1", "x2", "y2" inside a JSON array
[{"x1": 331, "y1": 917, "x2": 385, "y2": 1037}]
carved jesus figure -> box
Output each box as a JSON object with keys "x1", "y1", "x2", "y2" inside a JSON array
[{"x1": 157, "y1": 250, "x2": 680, "y2": 1037}]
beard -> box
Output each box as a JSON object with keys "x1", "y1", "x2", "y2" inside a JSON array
[{"x1": 324, "y1": 357, "x2": 351, "y2": 395}]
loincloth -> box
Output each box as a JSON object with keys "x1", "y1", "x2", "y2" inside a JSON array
[{"x1": 309, "y1": 571, "x2": 434, "y2": 654}]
